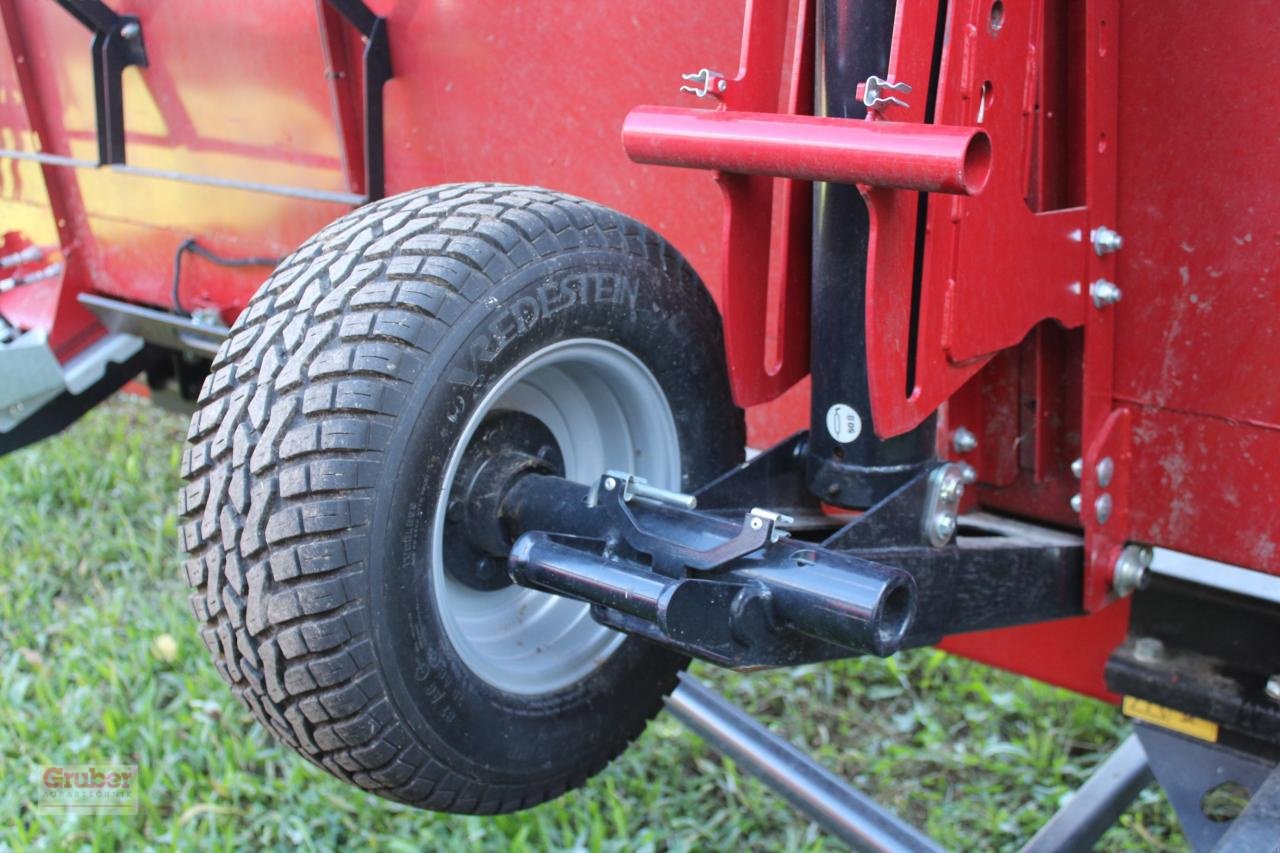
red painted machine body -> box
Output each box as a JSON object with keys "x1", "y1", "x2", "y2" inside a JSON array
[{"x1": 3, "y1": 0, "x2": 1278, "y2": 702}]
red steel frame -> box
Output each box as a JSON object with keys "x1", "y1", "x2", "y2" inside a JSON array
[{"x1": 3, "y1": 0, "x2": 1279, "y2": 702}]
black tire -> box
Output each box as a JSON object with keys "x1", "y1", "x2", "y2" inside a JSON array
[{"x1": 180, "y1": 183, "x2": 744, "y2": 813}]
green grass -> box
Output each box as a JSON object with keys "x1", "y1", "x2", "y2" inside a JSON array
[{"x1": 0, "y1": 396, "x2": 1187, "y2": 850}]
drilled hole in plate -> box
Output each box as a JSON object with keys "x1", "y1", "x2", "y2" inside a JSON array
[
  {"x1": 988, "y1": 0, "x2": 1005, "y2": 34},
  {"x1": 976, "y1": 80, "x2": 995, "y2": 124},
  {"x1": 1201, "y1": 781, "x2": 1251, "y2": 823}
]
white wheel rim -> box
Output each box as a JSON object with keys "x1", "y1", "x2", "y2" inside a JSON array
[{"x1": 431, "y1": 339, "x2": 681, "y2": 695}]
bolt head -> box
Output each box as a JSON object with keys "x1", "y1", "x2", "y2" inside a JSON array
[
  {"x1": 1266, "y1": 676, "x2": 1280, "y2": 704},
  {"x1": 1112, "y1": 544, "x2": 1153, "y2": 596},
  {"x1": 934, "y1": 513, "x2": 957, "y2": 540},
  {"x1": 1095, "y1": 493, "x2": 1113, "y2": 524},
  {"x1": 750, "y1": 517, "x2": 763, "y2": 530},
  {"x1": 716, "y1": 79, "x2": 727, "y2": 92},
  {"x1": 951, "y1": 427, "x2": 978, "y2": 454},
  {"x1": 958, "y1": 463, "x2": 978, "y2": 484},
  {"x1": 1091, "y1": 226, "x2": 1124, "y2": 256},
  {"x1": 1096, "y1": 457, "x2": 1115, "y2": 488},
  {"x1": 603, "y1": 477, "x2": 617, "y2": 491},
  {"x1": 938, "y1": 476, "x2": 965, "y2": 502},
  {"x1": 1071, "y1": 457, "x2": 1084, "y2": 479},
  {"x1": 1133, "y1": 637, "x2": 1165, "y2": 663},
  {"x1": 1090, "y1": 279, "x2": 1123, "y2": 308},
  {"x1": 119, "y1": 21, "x2": 140, "y2": 39},
  {"x1": 1070, "y1": 493, "x2": 1083, "y2": 514},
  {"x1": 191, "y1": 307, "x2": 223, "y2": 326}
]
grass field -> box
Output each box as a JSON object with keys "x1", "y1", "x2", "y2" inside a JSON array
[{"x1": 0, "y1": 396, "x2": 1189, "y2": 850}]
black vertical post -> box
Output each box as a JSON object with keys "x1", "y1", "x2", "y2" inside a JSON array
[{"x1": 805, "y1": 0, "x2": 937, "y2": 509}]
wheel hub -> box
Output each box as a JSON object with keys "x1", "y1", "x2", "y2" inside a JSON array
[{"x1": 443, "y1": 411, "x2": 564, "y2": 591}]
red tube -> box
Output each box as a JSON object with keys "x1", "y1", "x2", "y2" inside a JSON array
[{"x1": 623, "y1": 106, "x2": 991, "y2": 196}]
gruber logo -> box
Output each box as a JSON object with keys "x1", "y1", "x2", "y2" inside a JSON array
[{"x1": 37, "y1": 764, "x2": 139, "y2": 815}]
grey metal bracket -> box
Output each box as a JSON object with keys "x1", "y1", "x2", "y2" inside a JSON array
[
  {"x1": 666, "y1": 673, "x2": 942, "y2": 852},
  {"x1": 1023, "y1": 733, "x2": 1153, "y2": 851},
  {"x1": 1136, "y1": 723, "x2": 1279, "y2": 851}
]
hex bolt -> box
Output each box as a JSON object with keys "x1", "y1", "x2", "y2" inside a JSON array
[
  {"x1": 191, "y1": 307, "x2": 223, "y2": 327},
  {"x1": 1090, "y1": 279, "x2": 1123, "y2": 308},
  {"x1": 1095, "y1": 493, "x2": 1113, "y2": 524},
  {"x1": 1071, "y1": 457, "x2": 1084, "y2": 479},
  {"x1": 1096, "y1": 456, "x2": 1115, "y2": 488},
  {"x1": 1266, "y1": 676, "x2": 1280, "y2": 704},
  {"x1": 119, "y1": 21, "x2": 140, "y2": 39},
  {"x1": 938, "y1": 476, "x2": 965, "y2": 502},
  {"x1": 1070, "y1": 493, "x2": 1082, "y2": 514},
  {"x1": 1133, "y1": 637, "x2": 1165, "y2": 664},
  {"x1": 933, "y1": 513, "x2": 957, "y2": 542},
  {"x1": 952, "y1": 427, "x2": 978, "y2": 453},
  {"x1": 1112, "y1": 544, "x2": 1154, "y2": 597},
  {"x1": 958, "y1": 463, "x2": 978, "y2": 484},
  {"x1": 1091, "y1": 226, "x2": 1124, "y2": 256}
]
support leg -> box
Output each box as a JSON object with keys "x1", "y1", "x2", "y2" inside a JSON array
[
  {"x1": 666, "y1": 674, "x2": 942, "y2": 852},
  {"x1": 1022, "y1": 733, "x2": 1152, "y2": 852}
]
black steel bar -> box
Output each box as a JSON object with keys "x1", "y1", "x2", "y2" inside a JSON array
[
  {"x1": 666, "y1": 674, "x2": 942, "y2": 852},
  {"x1": 52, "y1": 0, "x2": 148, "y2": 165},
  {"x1": 323, "y1": 0, "x2": 392, "y2": 201},
  {"x1": 806, "y1": 0, "x2": 936, "y2": 509},
  {"x1": 1106, "y1": 576, "x2": 1280, "y2": 746},
  {"x1": 1021, "y1": 734, "x2": 1153, "y2": 852}
]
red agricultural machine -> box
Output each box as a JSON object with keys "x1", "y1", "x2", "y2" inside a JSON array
[{"x1": 3, "y1": 0, "x2": 1279, "y2": 847}]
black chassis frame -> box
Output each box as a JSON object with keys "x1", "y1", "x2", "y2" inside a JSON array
[{"x1": 494, "y1": 432, "x2": 1085, "y2": 670}]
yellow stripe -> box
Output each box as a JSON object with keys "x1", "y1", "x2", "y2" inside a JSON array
[{"x1": 1122, "y1": 696, "x2": 1219, "y2": 742}]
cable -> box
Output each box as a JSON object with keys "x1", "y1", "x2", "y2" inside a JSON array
[{"x1": 170, "y1": 238, "x2": 281, "y2": 316}]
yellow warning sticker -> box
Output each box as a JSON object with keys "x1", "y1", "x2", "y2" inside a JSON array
[{"x1": 1122, "y1": 696, "x2": 1219, "y2": 743}]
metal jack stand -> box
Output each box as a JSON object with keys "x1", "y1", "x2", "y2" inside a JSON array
[{"x1": 668, "y1": 674, "x2": 1161, "y2": 852}]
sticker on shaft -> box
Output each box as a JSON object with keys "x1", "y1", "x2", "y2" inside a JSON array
[{"x1": 826, "y1": 404, "x2": 863, "y2": 444}]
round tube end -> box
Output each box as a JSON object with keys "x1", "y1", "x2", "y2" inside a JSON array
[{"x1": 961, "y1": 130, "x2": 993, "y2": 196}]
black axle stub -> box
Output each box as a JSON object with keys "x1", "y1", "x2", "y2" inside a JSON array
[{"x1": 503, "y1": 472, "x2": 918, "y2": 663}]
